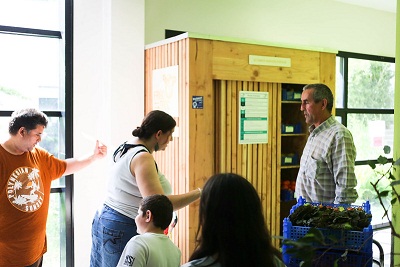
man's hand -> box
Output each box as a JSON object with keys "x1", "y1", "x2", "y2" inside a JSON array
[{"x1": 94, "y1": 140, "x2": 107, "y2": 159}]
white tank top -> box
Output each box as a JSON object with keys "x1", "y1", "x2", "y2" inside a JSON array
[{"x1": 104, "y1": 144, "x2": 172, "y2": 219}]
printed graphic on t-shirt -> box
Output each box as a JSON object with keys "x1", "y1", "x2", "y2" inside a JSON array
[
  {"x1": 6, "y1": 167, "x2": 44, "y2": 212},
  {"x1": 123, "y1": 255, "x2": 135, "y2": 266}
]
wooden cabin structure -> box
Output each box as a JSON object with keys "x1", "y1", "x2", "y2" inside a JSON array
[{"x1": 144, "y1": 32, "x2": 336, "y2": 262}]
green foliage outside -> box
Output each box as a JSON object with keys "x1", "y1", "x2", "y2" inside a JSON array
[
  {"x1": 345, "y1": 59, "x2": 395, "y2": 222},
  {"x1": 348, "y1": 60, "x2": 394, "y2": 109}
]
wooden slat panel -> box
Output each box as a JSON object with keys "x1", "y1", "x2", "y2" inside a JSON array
[
  {"x1": 214, "y1": 80, "x2": 280, "y2": 248},
  {"x1": 269, "y1": 82, "x2": 279, "y2": 246},
  {"x1": 231, "y1": 81, "x2": 238, "y2": 173},
  {"x1": 226, "y1": 80, "x2": 232, "y2": 172},
  {"x1": 220, "y1": 80, "x2": 227, "y2": 171},
  {"x1": 187, "y1": 38, "x2": 215, "y2": 256},
  {"x1": 319, "y1": 53, "x2": 336, "y2": 115}
]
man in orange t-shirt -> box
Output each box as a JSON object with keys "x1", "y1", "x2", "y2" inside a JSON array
[{"x1": 0, "y1": 108, "x2": 107, "y2": 267}]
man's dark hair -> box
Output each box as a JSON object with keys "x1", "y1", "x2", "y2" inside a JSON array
[
  {"x1": 140, "y1": 194, "x2": 173, "y2": 230},
  {"x1": 303, "y1": 83, "x2": 334, "y2": 113},
  {"x1": 9, "y1": 108, "x2": 48, "y2": 135}
]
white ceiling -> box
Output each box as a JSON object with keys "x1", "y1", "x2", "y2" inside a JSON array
[{"x1": 333, "y1": 0, "x2": 396, "y2": 13}]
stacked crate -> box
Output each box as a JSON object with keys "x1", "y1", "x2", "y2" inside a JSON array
[{"x1": 282, "y1": 197, "x2": 373, "y2": 267}]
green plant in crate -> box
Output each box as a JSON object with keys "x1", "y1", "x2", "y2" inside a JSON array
[{"x1": 281, "y1": 145, "x2": 400, "y2": 266}]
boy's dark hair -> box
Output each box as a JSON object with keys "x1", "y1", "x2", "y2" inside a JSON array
[
  {"x1": 9, "y1": 108, "x2": 48, "y2": 135},
  {"x1": 140, "y1": 194, "x2": 173, "y2": 230}
]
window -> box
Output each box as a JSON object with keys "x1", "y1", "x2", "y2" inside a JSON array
[
  {"x1": 336, "y1": 51, "x2": 395, "y2": 227},
  {"x1": 0, "y1": 0, "x2": 73, "y2": 266}
]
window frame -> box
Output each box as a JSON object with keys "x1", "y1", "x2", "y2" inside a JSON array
[
  {"x1": 336, "y1": 51, "x2": 395, "y2": 229},
  {"x1": 64, "y1": 0, "x2": 74, "y2": 265},
  {"x1": 0, "y1": 0, "x2": 74, "y2": 265}
]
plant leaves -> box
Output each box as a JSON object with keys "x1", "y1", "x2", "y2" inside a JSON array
[
  {"x1": 378, "y1": 190, "x2": 390, "y2": 198},
  {"x1": 377, "y1": 155, "x2": 389, "y2": 165},
  {"x1": 383, "y1": 145, "x2": 391, "y2": 154},
  {"x1": 306, "y1": 228, "x2": 325, "y2": 244},
  {"x1": 368, "y1": 160, "x2": 376, "y2": 169},
  {"x1": 391, "y1": 180, "x2": 400, "y2": 186}
]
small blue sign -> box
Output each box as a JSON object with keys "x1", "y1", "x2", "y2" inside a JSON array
[{"x1": 192, "y1": 96, "x2": 204, "y2": 109}]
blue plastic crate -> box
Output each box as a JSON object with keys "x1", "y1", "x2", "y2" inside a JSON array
[
  {"x1": 281, "y1": 189, "x2": 295, "y2": 201},
  {"x1": 283, "y1": 218, "x2": 373, "y2": 252},
  {"x1": 283, "y1": 197, "x2": 373, "y2": 258},
  {"x1": 282, "y1": 248, "x2": 372, "y2": 267},
  {"x1": 281, "y1": 154, "x2": 299, "y2": 166},
  {"x1": 282, "y1": 89, "x2": 302, "y2": 101},
  {"x1": 281, "y1": 123, "x2": 302, "y2": 134}
]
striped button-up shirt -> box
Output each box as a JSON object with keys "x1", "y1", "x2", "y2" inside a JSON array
[{"x1": 295, "y1": 116, "x2": 358, "y2": 204}]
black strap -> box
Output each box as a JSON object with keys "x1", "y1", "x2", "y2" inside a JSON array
[
  {"x1": 113, "y1": 142, "x2": 147, "y2": 162},
  {"x1": 112, "y1": 142, "x2": 158, "y2": 172}
]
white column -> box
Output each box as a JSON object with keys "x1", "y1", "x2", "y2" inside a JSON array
[{"x1": 73, "y1": 0, "x2": 145, "y2": 265}]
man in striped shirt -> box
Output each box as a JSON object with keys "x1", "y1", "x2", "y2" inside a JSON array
[{"x1": 295, "y1": 83, "x2": 358, "y2": 204}]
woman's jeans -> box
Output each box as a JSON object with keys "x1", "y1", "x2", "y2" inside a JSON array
[{"x1": 90, "y1": 204, "x2": 138, "y2": 267}]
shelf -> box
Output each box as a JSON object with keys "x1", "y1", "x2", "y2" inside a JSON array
[
  {"x1": 281, "y1": 133, "x2": 307, "y2": 137},
  {"x1": 282, "y1": 100, "x2": 301, "y2": 104},
  {"x1": 281, "y1": 165, "x2": 300, "y2": 169}
]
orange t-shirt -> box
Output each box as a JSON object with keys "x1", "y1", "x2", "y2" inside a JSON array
[{"x1": 0, "y1": 145, "x2": 67, "y2": 266}]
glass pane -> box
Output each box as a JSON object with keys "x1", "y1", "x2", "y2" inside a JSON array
[
  {"x1": 355, "y1": 165, "x2": 392, "y2": 226},
  {"x1": 335, "y1": 56, "x2": 344, "y2": 108},
  {"x1": 40, "y1": 116, "x2": 66, "y2": 188},
  {"x1": 347, "y1": 113, "x2": 394, "y2": 161},
  {"x1": 0, "y1": 0, "x2": 62, "y2": 30},
  {"x1": 0, "y1": 33, "x2": 64, "y2": 111},
  {"x1": 0, "y1": 117, "x2": 9, "y2": 142},
  {"x1": 43, "y1": 192, "x2": 66, "y2": 267},
  {"x1": 348, "y1": 58, "x2": 395, "y2": 109}
]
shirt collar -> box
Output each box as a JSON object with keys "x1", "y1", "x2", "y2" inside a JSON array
[{"x1": 309, "y1": 115, "x2": 334, "y2": 135}]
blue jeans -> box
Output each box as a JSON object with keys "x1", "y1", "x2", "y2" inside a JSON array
[{"x1": 90, "y1": 204, "x2": 138, "y2": 267}]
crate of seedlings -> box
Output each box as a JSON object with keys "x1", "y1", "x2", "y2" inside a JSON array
[{"x1": 282, "y1": 197, "x2": 373, "y2": 267}]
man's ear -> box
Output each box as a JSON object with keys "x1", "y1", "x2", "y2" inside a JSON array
[
  {"x1": 321, "y1": 98, "x2": 328, "y2": 110},
  {"x1": 18, "y1": 127, "x2": 25, "y2": 137}
]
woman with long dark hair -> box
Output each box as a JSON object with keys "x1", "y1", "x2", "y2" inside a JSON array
[{"x1": 182, "y1": 173, "x2": 286, "y2": 267}]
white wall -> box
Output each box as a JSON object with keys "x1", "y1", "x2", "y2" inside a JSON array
[
  {"x1": 73, "y1": 0, "x2": 144, "y2": 265},
  {"x1": 145, "y1": 0, "x2": 396, "y2": 57}
]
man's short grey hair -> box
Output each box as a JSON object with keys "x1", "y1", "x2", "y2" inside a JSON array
[{"x1": 303, "y1": 83, "x2": 334, "y2": 113}]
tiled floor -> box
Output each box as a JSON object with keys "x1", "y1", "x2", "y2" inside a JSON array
[{"x1": 372, "y1": 227, "x2": 391, "y2": 267}]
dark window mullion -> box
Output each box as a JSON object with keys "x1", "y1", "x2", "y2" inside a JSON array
[
  {"x1": 337, "y1": 51, "x2": 395, "y2": 63},
  {"x1": 338, "y1": 109, "x2": 394, "y2": 115},
  {"x1": 65, "y1": 0, "x2": 74, "y2": 265}
]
